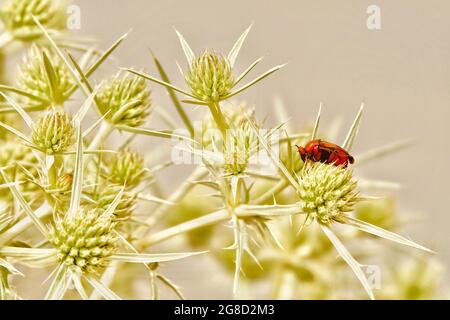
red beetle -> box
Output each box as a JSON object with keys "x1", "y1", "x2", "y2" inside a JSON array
[{"x1": 296, "y1": 139, "x2": 354, "y2": 167}]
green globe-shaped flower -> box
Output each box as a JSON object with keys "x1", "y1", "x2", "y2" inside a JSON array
[
  {"x1": 0, "y1": 0, "x2": 67, "y2": 41},
  {"x1": 95, "y1": 185, "x2": 137, "y2": 220},
  {"x1": 223, "y1": 118, "x2": 258, "y2": 175},
  {"x1": 18, "y1": 46, "x2": 74, "y2": 109},
  {"x1": 108, "y1": 149, "x2": 146, "y2": 188},
  {"x1": 96, "y1": 73, "x2": 152, "y2": 127},
  {"x1": 297, "y1": 162, "x2": 359, "y2": 224},
  {"x1": 185, "y1": 50, "x2": 234, "y2": 102},
  {"x1": 49, "y1": 208, "x2": 118, "y2": 274},
  {"x1": 31, "y1": 109, "x2": 74, "y2": 154},
  {"x1": 0, "y1": 141, "x2": 40, "y2": 202}
]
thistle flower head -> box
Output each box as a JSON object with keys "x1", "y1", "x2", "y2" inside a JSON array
[
  {"x1": 17, "y1": 45, "x2": 74, "y2": 109},
  {"x1": 297, "y1": 162, "x2": 359, "y2": 224},
  {"x1": 95, "y1": 186, "x2": 137, "y2": 220},
  {"x1": 381, "y1": 257, "x2": 443, "y2": 300},
  {"x1": 0, "y1": 0, "x2": 67, "y2": 41},
  {"x1": 49, "y1": 208, "x2": 118, "y2": 274},
  {"x1": 108, "y1": 149, "x2": 145, "y2": 188},
  {"x1": 185, "y1": 50, "x2": 234, "y2": 102},
  {"x1": 0, "y1": 141, "x2": 40, "y2": 201},
  {"x1": 223, "y1": 117, "x2": 258, "y2": 175},
  {"x1": 96, "y1": 72, "x2": 152, "y2": 127},
  {"x1": 31, "y1": 109, "x2": 74, "y2": 154}
]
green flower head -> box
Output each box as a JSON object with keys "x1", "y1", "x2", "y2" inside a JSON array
[
  {"x1": 49, "y1": 208, "x2": 118, "y2": 274},
  {"x1": 96, "y1": 72, "x2": 152, "y2": 127},
  {"x1": 185, "y1": 50, "x2": 234, "y2": 102},
  {"x1": 297, "y1": 162, "x2": 359, "y2": 224},
  {"x1": 95, "y1": 185, "x2": 137, "y2": 220},
  {"x1": 108, "y1": 149, "x2": 146, "y2": 188},
  {"x1": 223, "y1": 117, "x2": 258, "y2": 175},
  {"x1": 0, "y1": 0, "x2": 67, "y2": 41},
  {"x1": 17, "y1": 45, "x2": 74, "y2": 109},
  {"x1": 0, "y1": 141, "x2": 40, "y2": 202},
  {"x1": 32, "y1": 109, "x2": 74, "y2": 154}
]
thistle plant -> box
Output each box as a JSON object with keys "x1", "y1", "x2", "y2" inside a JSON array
[
  {"x1": 126, "y1": 24, "x2": 284, "y2": 138},
  {"x1": 0, "y1": 2, "x2": 445, "y2": 300}
]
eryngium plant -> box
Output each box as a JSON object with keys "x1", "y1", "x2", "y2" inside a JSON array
[{"x1": 0, "y1": 0, "x2": 445, "y2": 301}]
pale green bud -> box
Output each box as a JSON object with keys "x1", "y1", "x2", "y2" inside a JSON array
[
  {"x1": 297, "y1": 162, "x2": 359, "y2": 224},
  {"x1": 49, "y1": 208, "x2": 118, "y2": 273},
  {"x1": 186, "y1": 50, "x2": 234, "y2": 102},
  {"x1": 108, "y1": 149, "x2": 146, "y2": 188},
  {"x1": 0, "y1": 0, "x2": 66, "y2": 41},
  {"x1": 31, "y1": 109, "x2": 74, "y2": 154},
  {"x1": 0, "y1": 141, "x2": 40, "y2": 202},
  {"x1": 17, "y1": 45, "x2": 74, "y2": 109},
  {"x1": 96, "y1": 72, "x2": 152, "y2": 127},
  {"x1": 95, "y1": 185, "x2": 137, "y2": 220},
  {"x1": 223, "y1": 118, "x2": 258, "y2": 175}
]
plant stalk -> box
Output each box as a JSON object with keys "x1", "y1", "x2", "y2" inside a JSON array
[
  {"x1": 137, "y1": 209, "x2": 229, "y2": 249},
  {"x1": 0, "y1": 33, "x2": 13, "y2": 50},
  {"x1": 141, "y1": 165, "x2": 209, "y2": 229},
  {"x1": 207, "y1": 101, "x2": 228, "y2": 140}
]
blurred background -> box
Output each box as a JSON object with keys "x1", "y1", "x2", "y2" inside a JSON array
[{"x1": 6, "y1": 0, "x2": 449, "y2": 298}]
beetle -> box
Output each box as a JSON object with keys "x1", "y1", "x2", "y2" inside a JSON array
[{"x1": 296, "y1": 139, "x2": 354, "y2": 167}]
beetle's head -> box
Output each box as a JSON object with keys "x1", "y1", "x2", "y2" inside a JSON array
[
  {"x1": 348, "y1": 155, "x2": 355, "y2": 164},
  {"x1": 296, "y1": 145, "x2": 307, "y2": 162}
]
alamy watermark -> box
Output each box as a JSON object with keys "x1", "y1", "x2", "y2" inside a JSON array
[
  {"x1": 170, "y1": 125, "x2": 280, "y2": 175},
  {"x1": 67, "y1": 4, "x2": 81, "y2": 30},
  {"x1": 367, "y1": 5, "x2": 381, "y2": 30}
]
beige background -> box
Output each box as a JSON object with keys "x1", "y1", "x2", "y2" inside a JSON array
[{"x1": 68, "y1": 0, "x2": 449, "y2": 297}]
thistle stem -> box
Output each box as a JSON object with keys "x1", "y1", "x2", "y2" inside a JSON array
[
  {"x1": 272, "y1": 266, "x2": 296, "y2": 299},
  {"x1": 253, "y1": 179, "x2": 289, "y2": 204},
  {"x1": 141, "y1": 165, "x2": 208, "y2": 229},
  {"x1": 137, "y1": 209, "x2": 229, "y2": 249},
  {"x1": 207, "y1": 101, "x2": 228, "y2": 140},
  {"x1": 0, "y1": 33, "x2": 13, "y2": 50},
  {"x1": 48, "y1": 155, "x2": 62, "y2": 187},
  {"x1": 87, "y1": 121, "x2": 113, "y2": 151}
]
